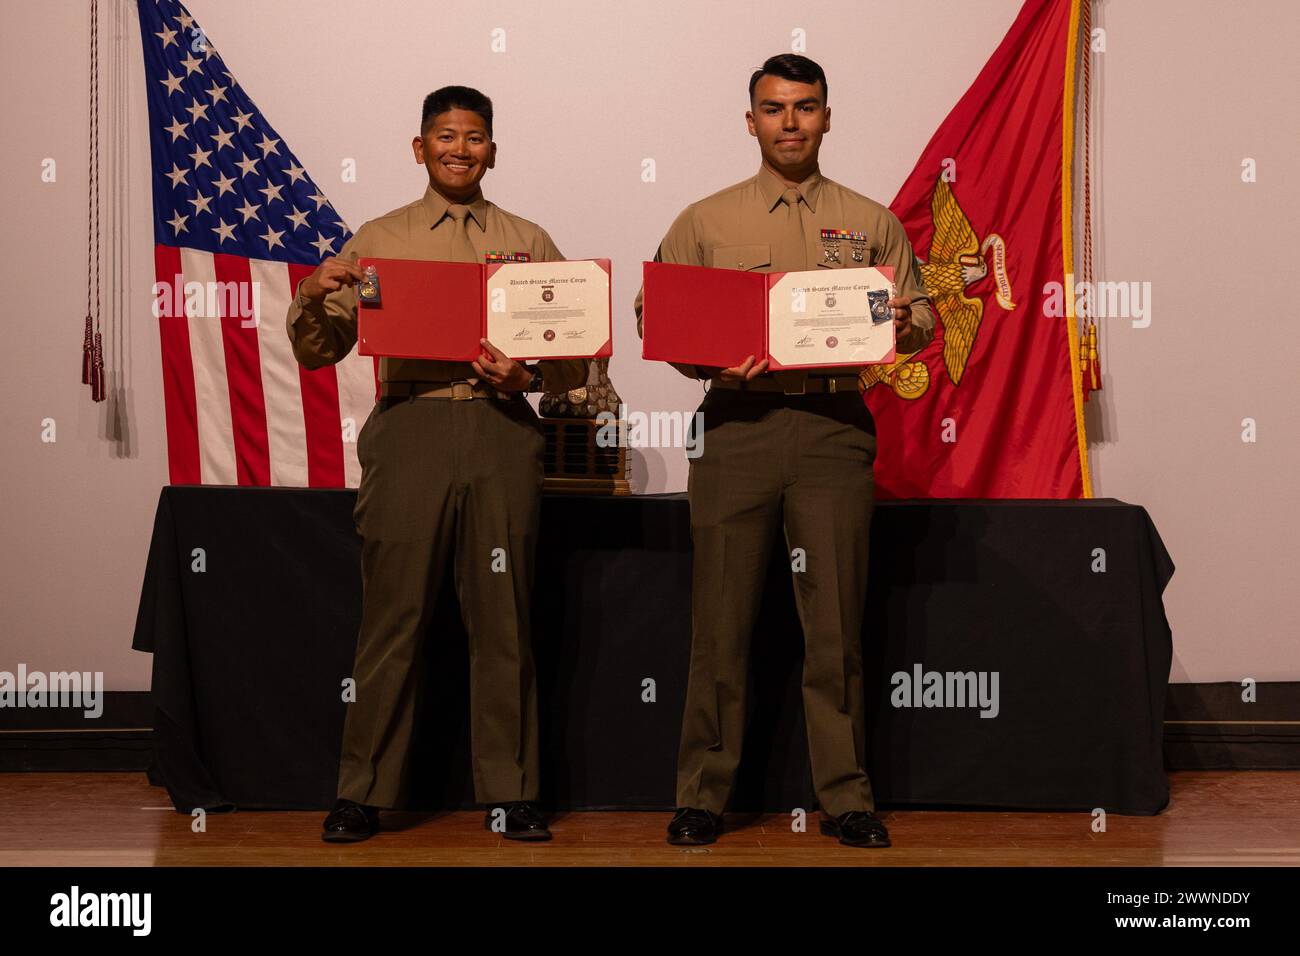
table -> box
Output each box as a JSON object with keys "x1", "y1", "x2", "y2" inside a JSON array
[{"x1": 133, "y1": 489, "x2": 1174, "y2": 814}]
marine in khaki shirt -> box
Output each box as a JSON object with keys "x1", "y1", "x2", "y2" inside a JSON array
[
  {"x1": 286, "y1": 182, "x2": 587, "y2": 395},
  {"x1": 302, "y1": 86, "x2": 584, "y2": 847},
  {"x1": 644, "y1": 55, "x2": 932, "y2": 851},
  {"x1": 636, "y1": 163, "x2": 935, "y2": 370}
]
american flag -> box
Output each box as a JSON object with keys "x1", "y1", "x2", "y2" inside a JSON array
[{"x1": 139, "y1": 0, "x2": 376, "y2": 487}]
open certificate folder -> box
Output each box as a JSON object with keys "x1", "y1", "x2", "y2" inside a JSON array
[
  {"x1": 641, "y1": 261, "x2": 896, "y2": 370},
  {"x1": 356, "y1": 257, "x2": 612, "y2": 361}
]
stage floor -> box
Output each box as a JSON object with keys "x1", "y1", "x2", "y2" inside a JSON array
[{"x1": 1, "y1": 771, "x2": 1296, "y2": 867}]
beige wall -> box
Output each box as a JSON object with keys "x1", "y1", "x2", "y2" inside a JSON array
[{"x1": 1, "y1": 0, "x2": 1296, "y2": 689}]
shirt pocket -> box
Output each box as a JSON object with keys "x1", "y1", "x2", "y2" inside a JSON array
[{"x1": 711, "y1": 243, "x2": 771, "y2": 271}]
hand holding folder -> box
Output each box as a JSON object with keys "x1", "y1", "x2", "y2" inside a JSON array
[
  {"x1": 356, "y1": 257, "x2": 612, "y2": 362},
  {"x1": 641, "y1": 262, "x2": 897, "y2": 370}
]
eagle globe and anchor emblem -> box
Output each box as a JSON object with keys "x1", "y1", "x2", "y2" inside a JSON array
[{"x1": 858, "y1": 177, "x2": 1016, "y2": 400}]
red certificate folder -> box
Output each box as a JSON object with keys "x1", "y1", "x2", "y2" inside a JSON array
[
  {"x1": 640, "y1": 261, "x2": 895, "y2": 369},
  {"x1": 356, "y1": 257, "x2": 612, "y2": 361},
  {"x1": 357, "y1": 259, "x2": 481, "y2": 361}
]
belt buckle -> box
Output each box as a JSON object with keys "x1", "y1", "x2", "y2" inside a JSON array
[{"x1": 451, "y1": 382, "x2": 474, "y2": 401}]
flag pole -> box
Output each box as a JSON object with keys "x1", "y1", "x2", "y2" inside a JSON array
[{"x1": 1061, "y1": 0, "x2": 1094, "y2": 497}]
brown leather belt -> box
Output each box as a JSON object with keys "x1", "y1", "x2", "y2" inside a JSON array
[
  {"x1": 379, "y1": 380, "x2": 511, "y2": 401},
  {"x1": 710, "y1": 373, "x2": 862, "y2": 395}
]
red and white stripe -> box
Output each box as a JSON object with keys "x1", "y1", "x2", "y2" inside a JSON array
[{"x1": 154, "y1": 245, "x2": 378, "y2": 487}]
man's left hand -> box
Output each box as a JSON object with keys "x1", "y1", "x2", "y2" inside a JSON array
[{"x1": 472, "y1": 338, "x2": 532, "y2": 392}]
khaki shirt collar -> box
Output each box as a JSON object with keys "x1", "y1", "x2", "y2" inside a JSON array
[
  {"x1": 422, "y1": 182, "x2": 489, "y2": 232},
  {"x1": 757, "y1": 163, "x2": 823, "y2": 214}
]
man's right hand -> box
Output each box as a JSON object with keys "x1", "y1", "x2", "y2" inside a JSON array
[
  {"x1": 299, "y1": 256, "x2": 365, "y2": 302},
  {"x1": 708, "y1": 355, "x2": 769, "y2": 382}
]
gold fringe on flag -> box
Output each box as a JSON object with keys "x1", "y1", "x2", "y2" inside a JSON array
[{"x1": 1078, "y1": 0, "x2": 1100, "y2": 399}]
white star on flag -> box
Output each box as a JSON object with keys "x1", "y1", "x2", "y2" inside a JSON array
[
  {"x1": 212, "y1": 171, "x2": 237, "y2": 196},
  {"x1": 211, "y1": 127, "x2": 235, "y2": 151},
  {"x1": 310, "y1": 232, "x2": 336, "y2": 257},
  {"x1": 211, "y1": 219, "x2": 237, "y2": 243},
  {"x1": 261, "y1": 226, "x2": 286, "y2": 250},
  {"x1": 258, "y1": 181, "x2": 285, "y2": 204},
  {"x1": 164, "y1": 116, "x2": 188, "y2": 141}
]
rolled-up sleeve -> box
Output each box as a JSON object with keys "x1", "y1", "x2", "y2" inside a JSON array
[{"x1": 286, "y1": 234, "x2": 361, "y2": 370}]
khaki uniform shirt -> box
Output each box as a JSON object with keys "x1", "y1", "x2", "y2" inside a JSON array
[
  {"x1": 635, "y1": 164, "x2": 935, "y2": 381},
  {"x1": 287, "y1": 183, "x2": 588, "y2": 393}
]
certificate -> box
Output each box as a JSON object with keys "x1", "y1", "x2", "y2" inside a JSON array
[
  {"x1": 766, "y1": 267, "x2": 896, "y2": 368},
  {"x1": 357, "y1": 257, "x2": 612, "y2": 361},
  {"x1": 641, "y1": 261, "x2": 897, "y2": 371},
  {"x1": 486, "y1": 259, "x2": 612, "y2": 360}
]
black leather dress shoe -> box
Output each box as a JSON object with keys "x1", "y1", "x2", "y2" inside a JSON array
[
  {"x1": 819, "y1": 810, "x2": 891, "y2": 848},
  {"x1": 485, "y1": 801, "x2": 552, "y2": 841},
  {"x1": 321, "y1": 798, "x2": 380, "y2": 843},
  {"x1": 667, "y1": 807, "x2": 722, "y2": 846}
]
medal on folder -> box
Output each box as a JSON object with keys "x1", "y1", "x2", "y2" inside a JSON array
[
  {"x1": 640, "y1": 261, "x2": 897, "y2": 370},
  {"x1": 356, "y1": 257, "x2": 613, "y2": 362}
]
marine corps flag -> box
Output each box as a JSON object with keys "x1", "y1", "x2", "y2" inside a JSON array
[{"x1": 864, "y1": 0, "x2": 1092, "y2": 498}]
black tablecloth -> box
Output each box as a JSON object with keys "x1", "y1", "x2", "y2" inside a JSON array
[{"x1": 133, "y1": 488, "x2": 1174, "y2": 814}]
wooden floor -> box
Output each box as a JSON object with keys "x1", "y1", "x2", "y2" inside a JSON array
[{"x1": 1, "y1": 771, "x2": 1296, "y2": 867}]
